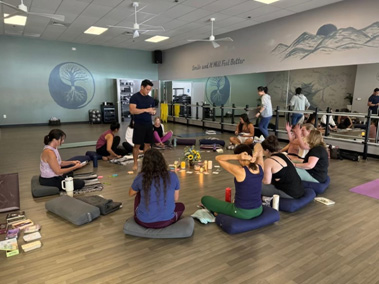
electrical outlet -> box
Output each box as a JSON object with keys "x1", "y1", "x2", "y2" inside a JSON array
[{"x1": 3, "y1": 114, "x2": 6, "y2": 119}]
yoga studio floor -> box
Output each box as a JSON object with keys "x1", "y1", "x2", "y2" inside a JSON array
[{"x1": 1, "y1": 122, "x2": 379, "y2": 284}]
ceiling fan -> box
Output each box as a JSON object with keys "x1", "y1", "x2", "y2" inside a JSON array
[
  {"x1": 108, "y1": 2, "x2": 164, "y2": 39},
  {"x1": 0, "y1": 0, "x2": 65, "y2": 22},
  {"x1": 188, "y1": 18, "x2": 233, "y2": 48}
]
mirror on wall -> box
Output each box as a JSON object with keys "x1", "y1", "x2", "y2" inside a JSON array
[{"x1": 161, "y1": 62, "x2": 379, "y2": 144}]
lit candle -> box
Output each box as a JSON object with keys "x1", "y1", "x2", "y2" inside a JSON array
[{"x1": 181, "y1": 161, "x2": 186, "y2": 169}]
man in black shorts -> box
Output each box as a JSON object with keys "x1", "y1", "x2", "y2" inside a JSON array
[{"x1": 129, "y1": 79, "x2": 156, "y2": 170}]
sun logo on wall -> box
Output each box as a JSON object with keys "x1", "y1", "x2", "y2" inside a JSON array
[
  {"x1": 48, "y1": 62, "x2": 95, "y2": 109},
  {"x1": 205, "y1": 76, "x2": 231, "y2": 106}
]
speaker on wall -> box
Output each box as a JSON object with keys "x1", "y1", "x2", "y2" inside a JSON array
[{"x1": 153, "y1": 50, "x2": 163, "y2": 64}]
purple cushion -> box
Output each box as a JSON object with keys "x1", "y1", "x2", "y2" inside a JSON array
[
  {"x1": 302, "y1": 176, "x2": 330, "y2": 195},
  {"x1": 279, "y1": 187, "x2": 316, "y2": 213},
  {"x1": 215, "y1": 206, "x2": 280, "y2": 234}
]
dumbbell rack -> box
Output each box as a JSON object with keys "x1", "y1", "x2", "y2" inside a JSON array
[{"x1": 89, "y1": 109, "x2": 101, "y2": 124}]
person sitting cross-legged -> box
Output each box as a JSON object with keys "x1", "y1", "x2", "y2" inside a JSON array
[{"x1": 201, "y1": 143, "x2": 264, "y2": 219}]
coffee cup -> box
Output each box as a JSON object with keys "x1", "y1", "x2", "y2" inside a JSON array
[{"x1": 61, "y1": 177, "x2": 74, "y2": 197}]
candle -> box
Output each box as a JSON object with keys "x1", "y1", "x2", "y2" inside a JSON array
[
  {"x1": 181, "y1": 161, "x2": 186, "y2": 169},
  {"x1": 208, "y1": 160, "x2": 213, "y2": 170}
]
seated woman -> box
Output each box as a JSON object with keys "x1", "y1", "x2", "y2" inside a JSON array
[
  {"x1": 129, "y1": 148, "x2": 185, "y2": 228},
  {"x1": 201, "y1": 143, "x2": 264, "y2": 219},
  {"x1": 261, "y1": 135, "x2": 304, "y2": 199},
  {"x1": 337, "y1": 115, "x2": 353, "y2": 129},
  {"x1": 123, "y1": 117, "x2": 143, "y2": 154},
  {"x1": 281, "y1": 123, "x2": 314, "y2": 160},
  {"x1": 39, "y1": 129, "x2": 85, "y2": 190},
  {"x1": 228, "y1": 113, "x2": 255, "y2": 150},
  {"x1": 293, "y1": 129, "x2": 329, "y2": 183},
  {"x1": 153, "y1": 116, "x2": 173, "y2": 148},
  {"x1": 96, "y1": 122, "x2": 124, "y2": 160}
]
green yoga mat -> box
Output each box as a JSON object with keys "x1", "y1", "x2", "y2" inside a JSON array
[{"x1": 60, "y1": 141, "x2": 97, "y2": 149}]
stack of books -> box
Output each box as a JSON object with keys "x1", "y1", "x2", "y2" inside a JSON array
[{"x1": 0, "y1": 211, "x2": 42, "y2": 257}]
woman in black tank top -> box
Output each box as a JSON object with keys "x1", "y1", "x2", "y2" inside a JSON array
[{"x1": 261, "y1": 135, "x2": 304, "y2": 199}]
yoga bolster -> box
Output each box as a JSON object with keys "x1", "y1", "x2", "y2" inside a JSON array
[
  {"x1": 175, "y1": 138, "x2": 196, "y2": 146},
  {"x1": 302, "y1": 176, "x2": 330, "y2": 195},
  {"x1": 279, "y1": 187, "x2": 316, "y2": 213},
  {"x1": 123, "y1": 217, "x2": 194, "y2": 239},
  {"x1": 199, "y1": 139, "x2": 225, "y2": 146},
  {"x1": 31, "y1": 175, "x2": 60, "y2": 198},
  {"x1": 45, "y1": 195, "x2": 100, "y2": 226},
  {"x1": 215, "y1": 206, "x2": 280, "y2": 234}
]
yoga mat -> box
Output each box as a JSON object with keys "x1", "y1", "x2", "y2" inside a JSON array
[
  {"x1": 60, "y1": 141, "x2": 97, "y2": 149},
  {"x1": 349, "y1": 179, "x2": 379, "y2": 199},
  {"x1": 0, "y1": 173, "x2": 20, "y2": 212}
]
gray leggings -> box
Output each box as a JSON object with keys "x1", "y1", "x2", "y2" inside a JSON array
[{"x1": 261, "y1": 184, "x2": 294, "y2": 199}]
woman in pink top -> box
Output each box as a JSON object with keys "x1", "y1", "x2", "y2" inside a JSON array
[
  {"x1": 96, "y1": 122, "x2": 125, "y2": 160},
  {"x1": 39, "y1": 129, "x2": 85, "y2": 190}
]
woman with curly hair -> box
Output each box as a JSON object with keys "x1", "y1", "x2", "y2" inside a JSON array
[
  {"x1": 129, "y1": 148, "x2": 184, "y2": 228},
  {"x1": 228, "y1": 113, "x2": 255, "y2": 149}
]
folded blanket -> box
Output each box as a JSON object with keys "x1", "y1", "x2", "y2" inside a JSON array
[{"x1": 75, "y1": 195, "x2": 122, "y2": 215}]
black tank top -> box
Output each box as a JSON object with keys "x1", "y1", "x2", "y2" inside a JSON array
[{"x1": 270, "y1": 153, "x2": 305, "y2": 199}]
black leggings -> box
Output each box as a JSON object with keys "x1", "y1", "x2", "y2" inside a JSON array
[
  {"x1": 96, "y1": 136, "x2": 125, "y2": 156},
  {"x1": 39, "y1": 175, "x2": 85, "y2": 191}
]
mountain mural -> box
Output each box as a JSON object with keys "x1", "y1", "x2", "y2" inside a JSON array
[{"x1": 272, "y1": 21, "x2": 379, "y2": 60}]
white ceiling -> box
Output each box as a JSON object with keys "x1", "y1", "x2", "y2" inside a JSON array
[{"x1": 0, "y1": 0, "x2": 344, "y2": 51}]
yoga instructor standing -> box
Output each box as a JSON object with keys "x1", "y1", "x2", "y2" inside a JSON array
[
  {"x1": 256, "y1": 86, "x2": 272, "y2": 138},
  {"x1": 129, "y1": 79, "x2": 156, "y2": 171}
]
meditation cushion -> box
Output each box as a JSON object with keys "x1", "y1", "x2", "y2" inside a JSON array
[
  {"x1": 215, "y1": 206, "x2": 280, "y2": 234},
  {"x1": 45, "y1": 195, "x2": 100, "y2": 226},
  {"x1": 175, "y1": 138, "x2": 196, "y2": 146},
  {"x1": 279, "y1": 187, "x2": 316, "y2": 213},
  {"x1": 31, "y1": 175, "x2": 60, "y2": 198},
  {"x1": 123, "y1": 217, "x2": 194, "y2": 239},
  {"x1": 67, "y1": 155, "x2": 91, "y2": 163},
  {"x1": 302, "y1": 176, "x2": 331, "y2": 195},
  {"x1": 85, "y1": 151, "x2": 103, "y2": 161},
  {"x1": 199, "y1": 139, "x2": 225, "y2": 147}
]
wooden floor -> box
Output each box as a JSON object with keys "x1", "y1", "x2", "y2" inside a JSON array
[{"x1": 0, "y1": 122, "x2": 379, "y2": 284}]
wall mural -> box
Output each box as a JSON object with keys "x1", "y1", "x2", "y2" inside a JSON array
[
  {"x1": 205, "y1": 76, "x2": 231, "y2": 106},
  {"x1": 272, "y1": 21, "x2": 379, "y2": 60},
  {"x1": 48, "y1": 62, "x2": 95, "y2": 109},
  {"x1": 267, "y1": 66, "x2": 356, "y2": 111}
]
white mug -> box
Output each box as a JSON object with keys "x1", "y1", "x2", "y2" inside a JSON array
[{"x1": 61, "y1": 177, "x2": 74, "y2": 197}]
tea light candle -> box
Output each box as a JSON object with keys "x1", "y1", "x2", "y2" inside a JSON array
[{"x1": 200, "y1": 167, "x2": 204, "y2": 173}]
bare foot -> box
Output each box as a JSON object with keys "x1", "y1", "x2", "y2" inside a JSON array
[
  {"x1": 132, "y1": 164, "x2": 138, "y2": 171},
  {"x1": 102, "y1": 156, "x2": 109, "y2": 161}
]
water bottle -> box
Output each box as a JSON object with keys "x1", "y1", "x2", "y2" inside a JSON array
[
  {"x1": 173, "y1": 138, "x2": 177, "y2": 147},
  {"x1": 225, "y1": 187, "x2": 232, "y2": 202}
]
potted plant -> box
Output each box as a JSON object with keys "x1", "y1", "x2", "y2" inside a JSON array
[{"x1": 345, "y1": 93, "x2": 353, "y2": 111}]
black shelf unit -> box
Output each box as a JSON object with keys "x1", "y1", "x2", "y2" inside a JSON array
[{"x1": 101, "y1": 104, "x2": 116, "y2": 123}]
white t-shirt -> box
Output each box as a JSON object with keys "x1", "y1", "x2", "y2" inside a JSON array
[
  {"x1": 125, "y1": 127, "x2": 134, "y2": 146},
  {"x1": 261, "y1": 94, "x2": 273, "y2": 117},
  {"x1": 289, "y1": 94, "x2": 310, "y2": 111},
  {"x1": 320, "y1": 115, "x2": 336, "y2": 127}
]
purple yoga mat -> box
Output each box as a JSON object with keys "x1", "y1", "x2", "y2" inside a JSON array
[{"x1": 350, "y1": 179, "x2": 379, "y2": 199}]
